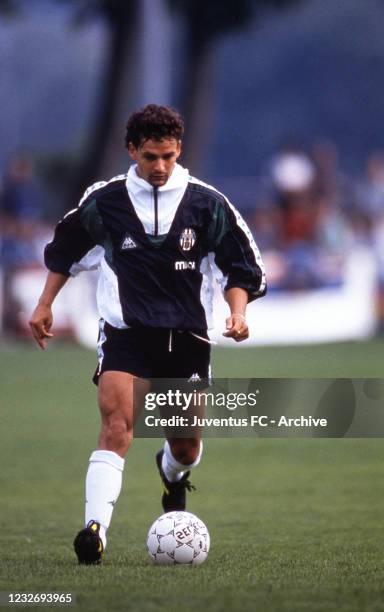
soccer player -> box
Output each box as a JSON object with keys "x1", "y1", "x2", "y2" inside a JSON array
[{"x1": 29, "y1": 104, "x2": 266, "y2": 564}]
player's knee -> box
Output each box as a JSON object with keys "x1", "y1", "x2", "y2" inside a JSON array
[
  {"x1": 170, "y1": 438, "x2": 202, "y2": 466},
  {"x1": 101, "y1": 416, "x2": 132, "y2": 454}
]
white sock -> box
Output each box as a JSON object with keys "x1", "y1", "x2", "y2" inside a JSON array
[
  {"x1": 85, "y1": 450, "x2": 125, "y2": 549},
  {"x1": 161, "y1": 440, "x2": 203, "y2": 483}
]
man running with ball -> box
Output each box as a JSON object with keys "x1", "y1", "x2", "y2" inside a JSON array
[{"x1": 29, "y1": 104, "x2": 266, "y2": 564}]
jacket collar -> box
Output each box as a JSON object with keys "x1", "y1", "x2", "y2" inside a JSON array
[
  {"x1": 126, "y1": 162, "x2": 189, "y2": 195},
  {"x1": 125, "y1": 163, "x2": 190, "y2": 235}
]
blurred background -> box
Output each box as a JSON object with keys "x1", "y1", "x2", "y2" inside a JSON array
[
  {"x1": 1, "y1": 0, "x2": 384, "y2": 347},
  {"x1": 2, "y1": 5, "x2": 384, "y2": 607}
]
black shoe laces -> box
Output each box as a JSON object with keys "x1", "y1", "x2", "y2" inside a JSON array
[
  {"x1": 184, "y1": 479, "x2": 196, "y2": 492},
  {"x1": 175, "y1": 471, "x2": 196, "y2": 492}
]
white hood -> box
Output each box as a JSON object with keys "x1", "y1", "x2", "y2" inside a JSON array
[{"x1": 126, "y1": 163, "x2": 189, "y2": 235}]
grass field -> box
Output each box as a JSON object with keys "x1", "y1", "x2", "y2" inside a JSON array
[{"x1": 0, "y1": 340, "x2": 384, "y2": 611}]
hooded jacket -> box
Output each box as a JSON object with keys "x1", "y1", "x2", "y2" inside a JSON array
[{"x1": 45, "y1": 164, "x2": 266, "y2": 330}]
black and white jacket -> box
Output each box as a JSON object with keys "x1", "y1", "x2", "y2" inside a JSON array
[{"x1": 45, "y1": 164, "x2": 266, "y2": 330}]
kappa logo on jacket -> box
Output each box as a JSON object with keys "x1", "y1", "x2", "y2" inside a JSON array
[{"x1": 121, "y1": 235, "x2": 137, "y2": 250}]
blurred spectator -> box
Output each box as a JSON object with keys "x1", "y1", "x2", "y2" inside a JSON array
[
  {"x1": 372, "y1": 218, "x2": 384, "y2": 331},
  {"x1": 271, "y1": 148, "x2": 315, "y2": 195},
  {"x1": 356, "y1": 152, "x2": 384, "y2": 217},
  {"x1": 354, "y1": 152, "x2": 384, "y2": 236},
  {"x1": 355, "y1": 151, "x2": 384, "y2": 330},
  {"x1": 311, "y1": 140, "x2": 350, "y2": 211},
  {"x1": 250, "y1": 145, "x2": 353, "y2": 291},
  {"x1": 0, "y1": 152, "x2": 46, "y2": 332}
]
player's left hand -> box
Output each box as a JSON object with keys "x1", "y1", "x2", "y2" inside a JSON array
[{"x1": 222, "y1": 313, "x2": 249, "y2": 342}]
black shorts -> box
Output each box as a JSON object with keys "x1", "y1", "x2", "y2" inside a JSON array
[{"x1": 93, "y1": 320, "x2": 211, "y2": 389}]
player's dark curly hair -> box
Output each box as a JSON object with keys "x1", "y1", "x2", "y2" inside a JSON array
[{"x1": 125, "y1": 104, "x2": 184, "y2": 149}]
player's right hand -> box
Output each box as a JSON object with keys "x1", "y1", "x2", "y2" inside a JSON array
[
  {"x1": 29, "y1": 304, "x2": 54, "y2": 349},
  {"x1": 222, "y1": 313, "x2": 249, "y2": 342}
]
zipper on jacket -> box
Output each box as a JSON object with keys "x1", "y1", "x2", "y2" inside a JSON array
[{"x1": 153, "y1": 186, "x2": 159, "y2": 236}]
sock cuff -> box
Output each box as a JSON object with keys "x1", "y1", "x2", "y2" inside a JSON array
[
  {"x1": 89, "y1": 450, "x2": 125, "y2": 471},
  {"x1": 164, "y1": 440, "x2": 203, "y2": 470}
]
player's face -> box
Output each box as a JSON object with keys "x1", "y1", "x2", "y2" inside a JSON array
[{"x1": 128, "y1": 138, "x2": 182, "y2": 187}]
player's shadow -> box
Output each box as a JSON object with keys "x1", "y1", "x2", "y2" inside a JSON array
[{"x1": 313, "y1": 379, "x2": 355, "y2": 437}]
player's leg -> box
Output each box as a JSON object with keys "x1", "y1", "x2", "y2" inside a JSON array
[
  {"x1": 87, "y1": 372, "x2": 149, "y2": 534},
  {"x1": 156, "y1": 436, "x2": 203, "y2": 511},
  {"x1": 97, "y1": 370, "x2": 149, "y2": 455},
  {"x1": 166, "y1": 436, "x2": 202, "y2": 466},
  {"x1": 156, "y1": 395, "x2": 205, "y2": 512},
  {"x1": 163, "y1": 401, "x2": 204, "y2": 480},
  {"x1": 74, "y1": 371, "x2": 149, "y2": 564},
  {"x1": 155, "y1": 329, "x2": 210, "y2": 511}
]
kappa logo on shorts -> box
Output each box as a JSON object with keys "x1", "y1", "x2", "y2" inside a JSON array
[
  {"x1": 179, "y1": 228, "x2": 196, "y2": 251},
  {"x1": 188, "y1": 373, "x2": 201, "y2": 382},
  {"x1": 121, "y1": 234, "x2": 137, "y2": 250}
]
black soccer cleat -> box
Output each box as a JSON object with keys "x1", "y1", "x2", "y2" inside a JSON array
[
  {"x1": 73, "y1": 520, "x2": 104, "y2": 565},
  {"x1": 156, "y1": 449, "x2": 196, "y2": 512}
]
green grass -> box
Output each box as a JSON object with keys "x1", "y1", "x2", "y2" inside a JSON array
[
  {"x1": 213, "y1": 338, "x2": 384, "y2": 378},
  {"x1": 0, "y1": 340, "x2": 384, "y2": 611}
]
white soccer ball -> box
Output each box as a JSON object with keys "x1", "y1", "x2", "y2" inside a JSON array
[{"x1": 147, "y1": 511, "x2": 210, "y2": 566}]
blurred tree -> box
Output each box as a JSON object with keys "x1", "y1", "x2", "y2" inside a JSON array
[
  {"x1": 168, "y1": 0, "x2": 304, "y2": 174},
  {"x1": 0, "y1": 0, "x2": 304, "y2": 197},
  {"x1": 56, "y1": 0, "x2": 140, "y2": 199},
  {"x1": 0, "y1": 0, "x2": 139, "y2": 199},
  {"x1": 0, "y1": 0, "x2": 18, "y2": 16}
]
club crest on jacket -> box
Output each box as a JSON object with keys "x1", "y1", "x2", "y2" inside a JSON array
[{"x1": 179, "y1": 228, "x2": 196, "y2": 251}]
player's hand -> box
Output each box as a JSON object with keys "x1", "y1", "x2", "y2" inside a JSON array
[
  {"x1": 222, "y1": 313, "x2": 249, "y2": 342},
  {"x1": 29, "y1": 303, "x2": 54, "y2": 349}
]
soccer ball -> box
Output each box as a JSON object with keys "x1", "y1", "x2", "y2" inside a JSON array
[{"x1": 147, "y1": 511, "x2": 210, "y2": 565}]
